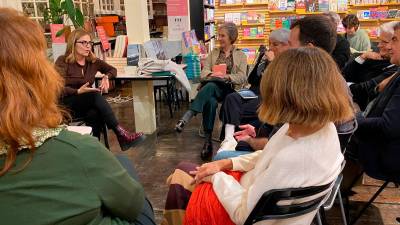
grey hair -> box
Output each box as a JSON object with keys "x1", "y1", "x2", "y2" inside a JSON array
[
  {"x1": 380, "y1": 21, "x2": 398, "y2": 36},
  {"x1": 269, "y1": 28, "x2": 290, "y2": 43},
  {"x1": 218, "y1": 22, "x2": 239, "y2": 44},
  {"x1": 323, "y1": 11, "x2": 341, "y2": 25}
]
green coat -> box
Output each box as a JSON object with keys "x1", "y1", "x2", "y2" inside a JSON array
[{"x1": 0, "y1": 130, "x2": 144, "y2": 225}]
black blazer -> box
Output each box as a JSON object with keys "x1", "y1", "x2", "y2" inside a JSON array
[
  {"x1": 332, "y1": 35, "x2": 351, "y2": 71},
  {"x1": 350, "y1": 65, "x2": 399, "y2": 110},
  {"x1": 343, "y1": 58, "x2": 393, "y2": 83},
  {"x1": 355, "y1": 72, "x2": 400, "y2": 179}
]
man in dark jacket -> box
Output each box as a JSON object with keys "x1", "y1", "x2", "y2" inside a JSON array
[
  {"x1": 323, "y1": 12, "x2": 352, "y2": 70},
  {"x1": 344, "y1": 22, "x2": 400, "y2": 190},
  {"x1": 343, "y1": 21, "x2": 397, "y2": 83}
]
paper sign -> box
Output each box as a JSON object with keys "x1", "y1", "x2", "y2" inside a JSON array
[
  {"x1": 50, "y1": 24, "x2": 65, "y2": 43},
  {"x1": 96, "y1": 26, "x2": 110, "y2": 50},
  {"x1": 168, "y1": 16, "x2": 189, "y2": 41}
]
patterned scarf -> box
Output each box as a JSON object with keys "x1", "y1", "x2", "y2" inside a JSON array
[{"x1": 0, "y1": 126, "x2": 65, "y2": 156}]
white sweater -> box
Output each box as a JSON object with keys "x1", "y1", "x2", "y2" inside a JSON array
[{"x1": 211, "y1": 123, "x2": 344, "y2": 225}]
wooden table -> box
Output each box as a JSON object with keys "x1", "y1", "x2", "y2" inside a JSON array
[{"x1": 96, "y1": 73, "x2": 176, "y2": 134}]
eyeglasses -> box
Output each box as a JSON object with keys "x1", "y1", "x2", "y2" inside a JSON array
[{"x1": 76, "y1": 41, "x2": 94, "y2": 47}]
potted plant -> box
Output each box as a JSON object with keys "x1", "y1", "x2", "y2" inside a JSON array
[{"x1": 44, "y1": 0, "x2": 84, "y2": 38}]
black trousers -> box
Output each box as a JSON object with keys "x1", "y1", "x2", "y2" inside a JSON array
[
  {"x1": 115, "y1": 155, "x2": 156, "y2": 225},
  {"x1": 61, "y1": 92, "x2": 118, "y2": 138},
  {"x1": 219, "y1": 92, "x2": 261, "y2": 127}
]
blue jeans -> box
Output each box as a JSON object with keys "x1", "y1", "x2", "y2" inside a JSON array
[
  {"x1": 115, "y1": 155, "x2": 156, "y2": 225},
  {"x1": 212, "y1": 151, "x2": 253, "y2": 161}
]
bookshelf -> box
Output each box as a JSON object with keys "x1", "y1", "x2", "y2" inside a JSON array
[
  {"x1": 215, "y1": 0, "x2": 269, "y2": 63},
  {"x1": 347, "y1": 0, "x2": 400, "y2": 40},
  {"x1": 188, "y1": 0, "x2": 216, "y2": 52}
]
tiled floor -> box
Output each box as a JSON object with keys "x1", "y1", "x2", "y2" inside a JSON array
[{"x1": 105, "y1": 88, "x2": 399, "y2": 225}]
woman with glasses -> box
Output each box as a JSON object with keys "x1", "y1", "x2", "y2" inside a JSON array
[{"x1": 55, "y1": 29, "x2": 144, "y2": 151}]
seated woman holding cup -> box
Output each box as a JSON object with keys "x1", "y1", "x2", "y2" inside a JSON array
[
  {"x1": 175, "y1": 22, "x2": 248, "y2": 160},
  {"x1": 163, "y1": 47, "x2": 354, "y2": 225}
]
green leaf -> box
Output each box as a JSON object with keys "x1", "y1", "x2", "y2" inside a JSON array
[
  {"x1": 75, "y1": 9, "x2": 84, "y2": 28},
  {"x1": 64, "y1": 0, "x2": 76, "y2": 22},
  {"x1": 56, "y1": 26, "x2": 66, "y2": 37}
]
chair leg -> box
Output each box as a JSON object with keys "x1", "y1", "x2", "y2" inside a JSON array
[
  {"x1": 103, "y1": 124, "x2": 110, "y2": 150},
  {"x1": 316, "y1": 210, "x2": 323, "y2": 225},
  {"x1": 319, "y1": 207, "x2": 328, "y2": 225},
  {"x1": 337, "y1": 190, "x2": 348, "y2": 225},
  {"x1": 350, "y1": 181, "x2": 389, "y2": 225}
]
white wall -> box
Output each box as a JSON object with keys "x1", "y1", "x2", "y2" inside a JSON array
[{"x1": 0, "y1": 0, "x2": 22, "y2": 11}]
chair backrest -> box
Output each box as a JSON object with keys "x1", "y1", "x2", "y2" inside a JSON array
[
  {"x1": 336, "y1": 118, "x2": 358, "y2": 153},
  {"x1": 243, "y1": 182, "x2": 333, "y2": 225}
]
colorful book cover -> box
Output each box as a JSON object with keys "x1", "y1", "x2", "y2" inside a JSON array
[
  {"x1": 279, "y1": 0, "x2": 288, "y2": 10},
  {"x1": 306, "y1": 0, "x2": 316, "y2": 12},
  {"x1": 257, "y1": 27, "x2": 264, "y2": 37},
  {"x1": 250, "y1": 27, "x2": 258, "y2": 37},
  {"x1": 275, "y1": 18, "x2": 283, "y2": 28},
  {"x1": 241, "y1": 13, "x2": 248, "y2": 24},
  {"x1": 282, "y1": 18, "x2": 291, "y2": 29},
  {"x1": 370, "y1": 8, "x2": 378, "y2": 19},
  {"x1": 243, "y1": 28, "x2": 251, "y2": 38},
  {"x1": 127, "y1": 44, "x2": 140, "y2": 66},
  {"x1": 270, "y1": 18, "x2": 277, "y2": 30},
  {"x1": 269, "y1": 0, "x2": 280, "y2": 10},
  {"x1": 318, "y1": 0, "x2": 329, "y2": 11},
  {"x1": 296, "y1": 0, "x2": 306, "y2": 13},
  {"x1": 232, "y1": 13, "x2": 241, "y2": 25},
  {"x1": 287, "y1": 0, "x2": 296, "y2": 10},
  {"x1": 377, "y1": 7, "x2": 388, "y2": 19},
  {"x1": 388, "y1": 9, "x2": 398, "y2": 18},
  {"x1": 337, "y1": 0, "x2": 347, "y2": 11},
  {"x1": 50, "y1": 24, "x2": 65, "y2": 43},
  {"x1": 329, "y1": 0, "x2": 337, "y2": 11}
]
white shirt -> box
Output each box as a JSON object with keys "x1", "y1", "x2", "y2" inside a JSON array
[{"x1": 211, "y1": 123, "x2": 344, "y2": 225}]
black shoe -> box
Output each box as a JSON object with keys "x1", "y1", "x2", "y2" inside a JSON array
[
  {"x1": 201, "y1": 141, "x2": 213, "y2": 160},
  {"x1": 175, "y1": 120, "x2": 185, "y2": 133}
]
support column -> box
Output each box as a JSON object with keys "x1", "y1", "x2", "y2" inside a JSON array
[
  {"x1": 125, "y1": 0, "x2": 150, "y2": 44},
  {"x1": 124, "y1": 1, "x2": 156, "y2": 134}
]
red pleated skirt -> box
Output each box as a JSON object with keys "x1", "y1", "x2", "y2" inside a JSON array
[{"x1": 184, "y1": 171, "x2": 243, "y2": 225}]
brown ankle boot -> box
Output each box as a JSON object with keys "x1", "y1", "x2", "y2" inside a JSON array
[{"x1": 115, "y1": 125, "x2": 145, "y2": 151}]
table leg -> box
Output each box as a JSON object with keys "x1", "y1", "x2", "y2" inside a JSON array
[{"x1": 131, "y1": 80, "x2": 156, "y2": 134}]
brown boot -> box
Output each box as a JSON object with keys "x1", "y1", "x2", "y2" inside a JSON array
[{"x1": 115, "y1": 125, "x2": 145, "y2": 151}]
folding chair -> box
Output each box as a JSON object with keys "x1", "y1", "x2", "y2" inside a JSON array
[{"x1": 243, "y1": 182, "x2": 333, "y2": 225}]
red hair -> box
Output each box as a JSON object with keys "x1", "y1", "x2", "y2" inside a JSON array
[{"x1": 0, "y1": 8, "x2": 65, "y2": 176}]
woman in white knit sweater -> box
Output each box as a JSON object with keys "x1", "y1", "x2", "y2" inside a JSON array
[{"x1": 162, "y1": 47, "x2": 354, "y2": 225}]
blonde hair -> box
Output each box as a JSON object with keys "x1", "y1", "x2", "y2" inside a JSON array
[
  {"x1": 0, "y1": 8, "x2": 65, "y2": 176},
  {"x1": 259, "y1": 47, "x2": 354, "y2": 126},
  {"x1": 64, "y1": 28, "x2": 97, "y2": 64}
]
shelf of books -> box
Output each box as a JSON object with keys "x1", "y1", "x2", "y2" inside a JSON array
[
  {"x1": 348, "y1": 0, "x2": 400, "y2": 40},
  {"x1": 216, "y1": 0, "x2": 269, "y2": 64},
  {"x1": 215, "y1": 0, "x2": 400, "y2": 64}
]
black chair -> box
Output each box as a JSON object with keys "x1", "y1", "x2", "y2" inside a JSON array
[
  {"x1": 243, "y1": 182, "x2": 333, "y2": 225},
  {"x1": 348, "y1": 171, "x2": 399, "y2": 225},
  {"x1": 70, "y1": 118, "x2": 110, "y2": 149}
]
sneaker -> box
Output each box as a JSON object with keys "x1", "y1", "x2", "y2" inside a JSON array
[
  {"x1": 217, "y1": 137, "x2": 238, "y2": 153},
  {"x1": 175, "y1": 120, "x2": 185, "y2": 133}
]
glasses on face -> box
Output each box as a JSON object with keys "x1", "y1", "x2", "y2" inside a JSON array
[{"x1": 76, "y1": 41, "x2": 94, "y2": 47}]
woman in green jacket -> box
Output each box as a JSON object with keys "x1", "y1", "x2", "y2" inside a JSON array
[
  {"x1": 175, "y1": 22, "x2": 248, "y2": 160},
  {"x1": 0, "y1": 8, "x2": 155, "y2": 225}
]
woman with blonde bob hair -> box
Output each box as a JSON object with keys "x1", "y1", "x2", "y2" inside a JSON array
[
  {"x1": 56, "y1": 28, "x2": 144, "y2": 151},
  {"x1": 162, "y1": 47, "x2": 354, "y2": 225},
  {"x1": 0, "y1": 8, "x2": 155, "y2": 225}
]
